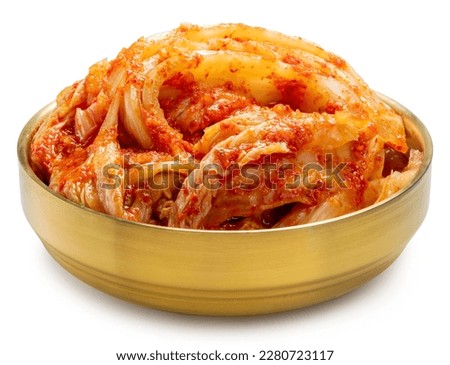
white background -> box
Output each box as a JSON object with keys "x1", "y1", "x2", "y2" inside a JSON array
[{"x1": 2, "y1": 1, "x2": 448, "y2": 364}]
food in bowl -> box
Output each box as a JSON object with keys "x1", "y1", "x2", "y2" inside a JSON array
[
  {"x1": 19, "y1": 25, "x2": 432, "y2": 315},
  {"x1": 30, "y1": 23, "x2": 423, "y2": 230}
]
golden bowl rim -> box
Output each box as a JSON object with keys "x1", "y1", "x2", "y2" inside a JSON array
[{"x1": 17, "y1": 94, "x2": 433, "y2": 234}]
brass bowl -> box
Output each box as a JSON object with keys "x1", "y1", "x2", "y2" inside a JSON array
[{"x1": 18, "y1": 95, "x2": 432, "y2": 316}]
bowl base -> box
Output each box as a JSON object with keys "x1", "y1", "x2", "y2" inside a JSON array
[{"x1": 43, "y1": 239, "x2": 401, "y2": 316}]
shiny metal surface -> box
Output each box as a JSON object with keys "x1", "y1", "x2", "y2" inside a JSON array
[{"x1": 18, "y1": 96, "x2": 432, "y2": 316}]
